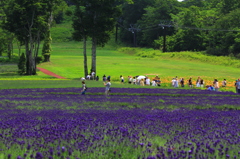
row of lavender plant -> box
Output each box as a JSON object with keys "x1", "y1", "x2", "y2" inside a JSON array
[
  {"x1": 0, "y1": 88, "x2": 239, "y2": 110},
  {"x1": 0, "y1": 109, "x2": 240, "y2": 159}
]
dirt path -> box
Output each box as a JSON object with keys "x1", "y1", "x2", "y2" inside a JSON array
[{"x1": 37, "y1": 67, "x2": 66, "y2": 79}]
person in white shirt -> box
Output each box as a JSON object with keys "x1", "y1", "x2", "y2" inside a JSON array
[
  {"x1": 214, "y1": 79, "x2": 219, "y2": 91},
  {"x1": 91, "y1": 71, "x2": 95, "y2": 80},
  {"x1": 120, "y1": 75, "x2": 124, "y2": 84},
  {"x1": 128, "y1": 76, "x2": 132, "y2": 84},
  {"x1": 152, "y1": 80, "x2": 156, "y2": 86},
  {"x1": 145, "y1": 77, "x2": 150, "y2": 86},
  {"x1": 171, "y1": 78, "x2": 175, "y2": 87},
  {"x1": 86, "y1": 74, "x2": 91, "y2": 80},
  {"x1": 174, "y1": 78, "x2": 179, "y2": 88}
]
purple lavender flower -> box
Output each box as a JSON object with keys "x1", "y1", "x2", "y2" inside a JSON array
[{"x1": 35, "y1": 152, "x2": 43, "y2": 159}]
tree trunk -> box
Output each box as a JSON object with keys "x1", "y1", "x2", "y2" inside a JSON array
[
  {"x1": 25, "y1": 40, "x2": 30, "y2": 75},
  {"x1": 83, "y1": 36, "x2": 88, "y2": 78},
  {"x1": 17, "y1": 41, "x2": 21, "y2": 57},
  {"x1": 33, "y1": 37, "x2": 40, "y2": 75},
  {"x1": 7, "y1": 43, "x2": 11, "y2": 59},
  {"x1": 91, "y1": 36, "x2": 97, "y2": 78}
]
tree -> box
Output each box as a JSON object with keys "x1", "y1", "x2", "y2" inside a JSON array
[
  {"x1": 3, "y1": 0, "x2": 52, "y2": 75},
  {"x1": 72, "y1": 4, "x2": 89, "y2": 78},
  {"x1": 168, "y1": 6, "x2": 205, "y2": 51},
  {"x1": 0, "y1": 0, "x2": 14, "y2": 58},
  {"x1": 119, "y1": 0, "x2": 155, "y2": 46},
  {"x1": 137, "y1": 0, "x2": 180, "y2": 48},
  {"x1": 18, "y1": 53, "x2": 26, "y2": 75},
  {"x1": 72, "y1": 0, "x2": 121, "y2": 78},
  {"x1": 42, "y1": 0, "x2": 67, "y2": 62},
  {"x1": 42, "y1": 30, "x2": 52, "y2": 62}
]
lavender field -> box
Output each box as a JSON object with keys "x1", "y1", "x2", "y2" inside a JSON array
[{"x1": 0, "y1": 87, "x2": 240, "y2": 159}]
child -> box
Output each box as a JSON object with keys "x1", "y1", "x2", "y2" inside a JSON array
[
  {"x1": 222, "y1": 79, "x2": 227, "y2": 87},
  {"x1": 81, "y1": 81, "x2": 87, "y2": 95},
  {"x1": 104, "y1": 79, "x2": 111, "y2": 96}
]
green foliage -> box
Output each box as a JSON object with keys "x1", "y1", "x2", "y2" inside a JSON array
[
  {"x1": 42, "y1": 30, "x2": 52, "y2": 62},
  {"x1": 137, "y1": 0, "x2": 179, "y2": 47},
  {"x1": 119, "y1": 0, "x2": 155, "y2": 46},
  {"x1": 118, "y1": 47, "x2": 240, "y2": 68},
  {"x1": 51, "y1": 25, "x2": 73, "y2": 42},
  {"x1": 18, "y1": 53, "x2": 26, "y2": 75}
]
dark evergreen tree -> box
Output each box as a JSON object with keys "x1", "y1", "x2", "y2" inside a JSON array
[{"x1": 18, "y1": 53, "x2": 26, "y2": 75}]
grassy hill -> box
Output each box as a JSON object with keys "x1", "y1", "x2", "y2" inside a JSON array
[
  {"x1": 1, "y1": 20, "x2": 240, "y2": 92},
  {"x1": 35, "y1": 41, "x2": 239, "y2": 83}
]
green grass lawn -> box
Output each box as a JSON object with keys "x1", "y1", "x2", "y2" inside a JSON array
[
  {"x1": 1, "y1": 40, "x2": 239, "y2": 92},
  {"x1": 37, "y1": 41, "x2": 240, "y2": 82}
]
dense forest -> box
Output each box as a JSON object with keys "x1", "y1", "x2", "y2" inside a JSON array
[{"x1": 1, "y1": 0, "x2": 240, "y2": 75}]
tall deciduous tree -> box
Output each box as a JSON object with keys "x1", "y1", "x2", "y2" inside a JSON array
[
  {"x1": 72, "y1": 0, "x2": 121, "y2": 78},
  {"x1": 3, "y1": 0, "x2": 51, "y2": 75},
  {"x1": 0, "y1": 0, "x2": 14, "y2": 58},
  {"x1": 72, "y1": 4, "x2": 89, "y2": 78}
]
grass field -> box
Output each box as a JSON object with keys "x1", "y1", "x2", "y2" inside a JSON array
[{"x1": 1, "y1": 41, "x2": 239, "y2": 92}]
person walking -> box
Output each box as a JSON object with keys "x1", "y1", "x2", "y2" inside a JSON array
[
  {"x1": 222, "y1": 79, "x2": 227, "y2": 87},
  {"x1": 96, "y1": 76, "x2": 99, "y2": 81},
  {"x1": 128, "y1": 76, "x2": 132, "y2": 84},
  {"x1": 174, "y1": 78, "x2": 179, "y2": 88},
  {"x1": 140, "y1": 79, "x2": 145, "y2": 86},
  {"x1": 236, "y1": 79, "x2": 240, "y2": 94},
  {"x1": 196, "y1": 77, "x2": 201, "y2": 87},
  {"x1": 214, "y1": 79, "x2": 219, "y2": 91},
  {"x1": 234, "y1": 80, "x2": 238, "y2": 93},
  {"x1": 171, "y1": 78, "x2": 175, "y2": 87},
  {"x1": 91, "y1": 71, "x2": 95, "y2": 80},
  {"x1": 200, "y1": 78, "x2": 204, "y2": 88},
  {"x1": 103, "y1": 75, "x2": 106, "y2": 82},
  {"x1": 180, "y1": 78, "x2": 184, "y2": 87},
  {"x1": 81, "y1": 81, "x2": 87, "y2": 95},
  {"x1": 104, "y1": 79, "x2": 111, "y2": 96},
  {"x1": 145, "y1": 77, "x2": 150, "y2": 86},
  {"x1": 188, "y1": 77, "x2": 193, "y2": 88},
  {"x1": 120, "y1": 75, "x2": 124, "y2": 84}
]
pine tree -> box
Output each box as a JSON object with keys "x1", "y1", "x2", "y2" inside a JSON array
[
  {"x1": 42, "y1": 30, "x2": 52, "y2": 62},
  {"x1": 18, "y1": 53, "x2": 26, "y2": 75}
]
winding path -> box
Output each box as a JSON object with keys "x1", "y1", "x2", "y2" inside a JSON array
[{"x1": 37, "y1": 67, "x2": 66, "y2": 79}]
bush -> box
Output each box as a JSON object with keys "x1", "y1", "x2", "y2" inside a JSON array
[
  {"x1": 206, "y1": 47, "x2": 225, "y2": 56},
  {"x1": 235, "y1": 53, "x2": 240, "y2": 59}
]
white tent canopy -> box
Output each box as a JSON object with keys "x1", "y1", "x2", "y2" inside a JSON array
[{"x1": 137, "y1": 75, "x2": 146, "y2": 80}]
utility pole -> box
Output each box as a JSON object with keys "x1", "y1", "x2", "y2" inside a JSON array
[
  {"x1": 159, "y1": 20, "x2": 174, "y2": 52},
  {"x1": 128, "y1": 24, "x2": 141, "y2": 47},
  {"x1": 115, "y1": 17, "x2": 123, "y2": 43}
]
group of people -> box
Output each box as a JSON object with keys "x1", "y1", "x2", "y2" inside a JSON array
[
  {"x1": 85, "y1": 71, "x2": 100, "y2": 81},
  {"x1": 171, "y1": 77, "x2": 227, "y2": 92},
  {"x1": 81, "y1": 79, "x2": 111, "y2": 96},
  {"x1": 119, "y1": 75, "x2": 161, "y2": 86},
  {"x1": 80, "y1": 74, "x2": 240, "y2": 95}
]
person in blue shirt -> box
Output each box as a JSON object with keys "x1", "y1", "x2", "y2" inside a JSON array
[
  {"x1": 104, "y1": 79, "x2": 111, "y2": 96},
  {"x1": 81, "y1": 81, "x2": 87, "y2": 95}
]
